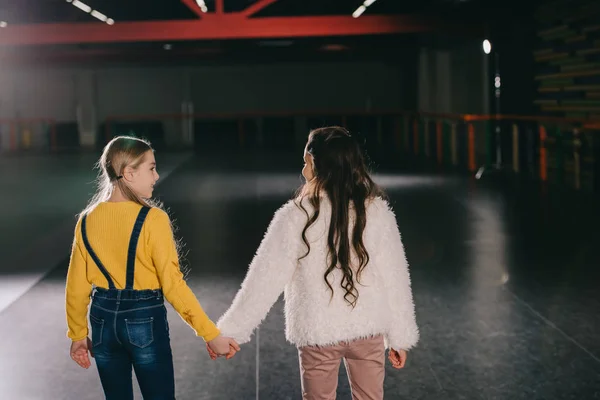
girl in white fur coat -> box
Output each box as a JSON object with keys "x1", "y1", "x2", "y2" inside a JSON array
[{"x1": 209, "y1": 126, "x2": 419, "y2": 399}]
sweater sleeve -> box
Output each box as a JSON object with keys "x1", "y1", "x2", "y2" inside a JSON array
[
  {"x1": 216, "y1": 202, "x2": 299, "y2": 344},
  {"x1": 148, "y1": 209, "x2": 220, "y2": 342},
  {"x1": 376, "y1": 202, "x2": 419, "y2": 350},
  {"x1": 65, "y1": 218, "x2": 93, "y2": 341}
]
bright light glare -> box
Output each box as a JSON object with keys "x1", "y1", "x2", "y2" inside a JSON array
[
  {"x1": 196, "y1": 0, "x2": 208, "y2": 12},
  {"x1": 91, "y1": 10, "x2": 107, "y2": 22},
  {"x1": 352, "y1": 5, "x2": 366, "y2": 18},
  {"x1": 67, "y1": 0, "x2": 113, "y2": 24},
  {"x1": 353, "y1": 0, "x2": 378, "y2": 17},
  {"x1": 483, "y1": 39, "x2": 492, "y2": 54},
  {"x1": 0, "y1": 21, "x2": 7, "y2": 28},
  {"x1": 72, "y1": 0, "x2": 92, "y2": 13}
]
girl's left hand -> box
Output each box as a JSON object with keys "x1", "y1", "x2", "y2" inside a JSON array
[
  {"x1": 70, "y1": 338, "x2": 93, "y2": 369},
  {"x1": 388, "y1": 348, "x2": 407, "y2": 369},
  {"x1": 206, "y1": 342, "x2": 238, "y2": 360},
  {"x1": 206, "y1": 343, "x2": 218, "y2": 360}
]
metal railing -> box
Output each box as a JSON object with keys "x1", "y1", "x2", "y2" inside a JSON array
[
  {"x1": 406, "y1": 112, "x2": 600, "y2": 190},
  {"x1": 5, "y1": 109, "x2": 599, "y2": 190},
  {"x1": 0, "y1": 118, "x2": 57, "y2": 153},
  {"x1": 103, "y1": 110, "x2": 600, "y2": 190}
]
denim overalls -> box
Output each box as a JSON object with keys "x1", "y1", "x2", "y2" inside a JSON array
[{"x1": 82, "y1": 206, "x2": 175, "y2": 400}]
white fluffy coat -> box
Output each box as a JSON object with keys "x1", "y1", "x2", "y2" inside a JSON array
[{"x1": 216, "y1": 196, "x2": 419, "y2": 350}]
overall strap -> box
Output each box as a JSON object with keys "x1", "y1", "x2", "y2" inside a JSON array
[
  {"x1": 81, "y1": 215, "x2": 116, "y2": 289},
  {"x1": 125, "y1": 206, "x2": 151, "y2": 290}
]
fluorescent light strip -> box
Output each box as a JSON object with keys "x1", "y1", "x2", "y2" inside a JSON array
[
  {"x1": 67, "y1": 0, "x2": 114, "y2": 25},
  {"x1": 195, "y1": 0, "x2": 208, "y2": 13},
  {"x1": 72, "y1": 0, "x2": 92, "y2": 13},
  {"x1": 352, "y1": 5, "x2": 366, "y2": 18},
  {"x1": 353, "y1": 0, "x2": 378, "y2": 18},
  {"x1": 91, "y1": 10, "x2": 107, "y2": 22}
]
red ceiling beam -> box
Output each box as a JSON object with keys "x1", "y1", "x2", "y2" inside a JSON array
[
  {"x1": 0, "y1": 15, "x2": 481, "y2": 46},
  {"x1": 216, "y1": 0, "x2": 224, "y2": 14},
  {"x1": 181, "y1": 0, "x2": 204, "y2": 18},
  {"x1": 242, "y1": 0, "x2": 279, "y2": 17}
]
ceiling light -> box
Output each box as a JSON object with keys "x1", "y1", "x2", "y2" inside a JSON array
[
  {"x1": 353, "y1": 0, "x2": 378, "y2": 18},
  {"x1": 0, "y1": 21, "x2": 7, "y2": 28},
  {"x1": 483, "y1": 39, "x2": 492, "y2": 54},
  {"x1": 67, "y1": 0, "x2": 114, "y2": 24},
  {"x1": 195, "y1": 0, "x2": 208, "y2": 13},
  {"x1": 91, "y1": 10, "x2": 107, "y2": 22},
  {"x1": 72, "y1": 0, "x2": 92, "y2": 13},
  {"x1": 352, "y1": 5, "x2": 366, "y2": 18}
]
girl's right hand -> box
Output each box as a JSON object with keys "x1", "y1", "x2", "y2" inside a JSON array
[
  {"x1": 206, "y1": 342, "x2": 238, "y2": 360},
  {"x1": 70, "y1": 337, "x2": 93, "y2": 369},
  {"x1": 388, "y1": 348, "x2": 407, "y2": 369},
  {"x1": 207, "y1": 335, "x2": 240, "y2": 358}
]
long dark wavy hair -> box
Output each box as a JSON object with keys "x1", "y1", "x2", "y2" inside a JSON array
[{"x1": 295, "y1": 126, "x2": 384, "y2": 308}]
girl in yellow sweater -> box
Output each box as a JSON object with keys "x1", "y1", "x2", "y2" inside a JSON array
[{"x1": 65, "y1": 136, "x2": 239, "y2": 399}]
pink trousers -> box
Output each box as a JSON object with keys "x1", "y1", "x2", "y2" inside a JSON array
[{"x1": 298, "y1": 335, "x2": 385, "y2": 400}]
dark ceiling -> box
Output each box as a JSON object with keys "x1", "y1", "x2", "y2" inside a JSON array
[
  {"x1": 0, "y1": 0, "x2": 481, "y2": 24},
  {"x1": 0, "y1": 0, "x2": 535, "y2": 65}
]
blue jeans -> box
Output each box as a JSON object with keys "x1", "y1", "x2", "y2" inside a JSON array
[{"x1": 90, "y1": 288, "x2": 175, "y2": 400}]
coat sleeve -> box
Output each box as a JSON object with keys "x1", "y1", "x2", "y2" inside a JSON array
[
  {"x1": 148, "y1": 208, "x2": 220, "y2": 342},
  {"x1": 374, "y1": 201, "x2": 419, "y2": 350},
  {"x1": 65, "y1": 218, "x2": 93, "y2": 341},
  {"x1": 217, "y1": 202, "x2": 300, "y2": 344}
]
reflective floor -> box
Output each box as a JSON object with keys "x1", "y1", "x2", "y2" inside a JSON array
[{"x1": 1, "y1": 152, "x2": 599, "y2": 399}]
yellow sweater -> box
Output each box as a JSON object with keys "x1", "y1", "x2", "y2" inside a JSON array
[{"x1": 65, "y1": 201, "x2": 220, "y2": 342}]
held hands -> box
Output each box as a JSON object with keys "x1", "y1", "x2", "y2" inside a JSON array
[
  {"x1": 388, "y1": 348, "x2": 407, "y2": 369},
  {"x1": 207, "y1": 335, "x2": 241, "y2": 360},
  {"x1": 208, "y1": 339, "x2": 401, "y2": 366},
  {"x1": 70, "y1": 337, "x2": 94, "y2": 369}
]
